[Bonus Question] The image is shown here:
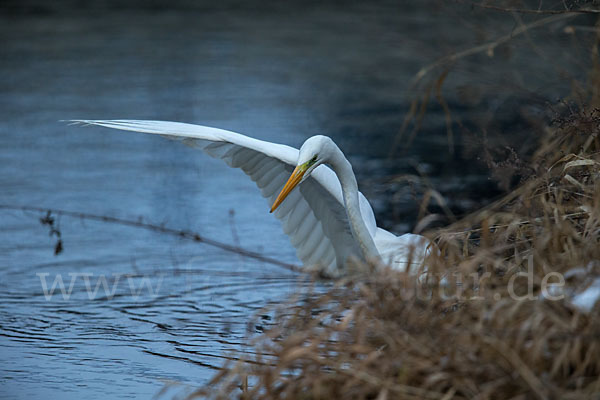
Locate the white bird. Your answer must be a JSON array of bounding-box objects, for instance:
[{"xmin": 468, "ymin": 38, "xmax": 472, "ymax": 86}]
[{"xmin": 74, "ymin": 120, "xmax": 432, "ymax": 277}]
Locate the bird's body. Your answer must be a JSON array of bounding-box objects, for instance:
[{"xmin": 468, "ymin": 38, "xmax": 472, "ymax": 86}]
[{"xmin": 76, "ymin": 120, "xmax": 431, "ymax": 277}]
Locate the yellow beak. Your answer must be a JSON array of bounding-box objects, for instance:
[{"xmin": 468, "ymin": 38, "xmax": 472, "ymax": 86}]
[{"xmin": 270, "ymin": 165, "xmax": 306, "ymax": 213}]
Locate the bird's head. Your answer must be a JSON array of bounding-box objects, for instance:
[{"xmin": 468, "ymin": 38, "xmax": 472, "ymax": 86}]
[{"xmin": 270, "ymin": 135, "xmax": 332, "ymax": 213}]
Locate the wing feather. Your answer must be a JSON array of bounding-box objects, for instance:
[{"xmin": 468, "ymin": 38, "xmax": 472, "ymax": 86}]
[
  {"xmin": 240, "ymin": 152, "xmax": 265, "ymax": 172},
  {"xmin": 290, "ymin": 215, "xmax": 317, "ymax": 248},
  {"xmin": 307, "ymin": 236, "xmax": 330, "ymax": 266},
  {"xmin": 283, "ymin": 199, "xmax": 310, "ymax": 235},
  {"xmin": 273, "ymin": 189, "xmax": 302, "ymax": 221}
]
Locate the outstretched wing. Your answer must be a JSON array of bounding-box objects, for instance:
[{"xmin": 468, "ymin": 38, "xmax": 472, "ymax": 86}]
[{"xmin": 73, "ymin": 120, "xmax": 377, "ymax": 277}]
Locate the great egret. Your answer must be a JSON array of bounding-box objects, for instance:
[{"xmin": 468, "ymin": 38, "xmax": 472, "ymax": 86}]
[{"xmin": 74, "ymin": 120, "xmax": 432, "ymax": 277}]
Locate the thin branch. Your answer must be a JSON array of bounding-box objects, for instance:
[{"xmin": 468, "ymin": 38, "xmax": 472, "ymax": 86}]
[
  {"xmin": 410, "ymin": 12, "xmax": 578, "ymax": 87},
  {"xmin": 0, "ymin": 204, "xmax": 300, "ymax": 273},
  {"xmin": 462, "ymin": 1, "xmax": 600, "ymax": 15}
]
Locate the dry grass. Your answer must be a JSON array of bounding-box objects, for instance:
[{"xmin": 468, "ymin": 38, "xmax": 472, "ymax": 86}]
[{"xmin": 188, "ymin": 106, "xmax": 600, "ymax": 399}]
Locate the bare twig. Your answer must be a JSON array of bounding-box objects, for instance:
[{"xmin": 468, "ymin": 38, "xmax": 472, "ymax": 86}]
[
  {"xmin": 0, "ymin": 204, "xmax": 300, "ymax": 272},
  {"xmin": 410, "ymin": 13, "xmax": 577, "ymax": 88},
  {"xmin": 394, "ymin": 12, "xmax": 578, "ymax": 154},
  {"xmin": 462, "ymin": 1, "xmax": 600, "ymax": 15}
]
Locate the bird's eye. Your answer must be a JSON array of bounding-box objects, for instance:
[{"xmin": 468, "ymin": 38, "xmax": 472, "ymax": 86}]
[{"xmin": 305, "ymin": 155, "xmax": 318, "ymax": 169}]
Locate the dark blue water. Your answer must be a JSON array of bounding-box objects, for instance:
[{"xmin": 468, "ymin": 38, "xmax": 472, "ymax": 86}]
[{"xmin": 0, "ymin": 1, "xmax": 587, "ymax": 398}]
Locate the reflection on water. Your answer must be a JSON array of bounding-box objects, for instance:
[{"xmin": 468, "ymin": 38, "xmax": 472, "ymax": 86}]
[{"xmin": 0, "ymin": 1, "xmax": 585, "ymax": 398}]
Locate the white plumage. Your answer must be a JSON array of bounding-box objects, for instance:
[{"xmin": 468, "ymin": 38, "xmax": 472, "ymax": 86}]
[{"xmin": 74, "ymin": 120, "xmax": 432, "ymax": 277}]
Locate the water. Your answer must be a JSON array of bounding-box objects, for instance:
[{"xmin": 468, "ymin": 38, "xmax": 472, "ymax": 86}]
[{"xmin": 0, "ymin": 1, "xmax": 588, "ymax": 398}]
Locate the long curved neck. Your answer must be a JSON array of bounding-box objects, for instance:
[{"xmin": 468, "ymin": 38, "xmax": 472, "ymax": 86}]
[{"xmin": 328, "ymin": 145, "xmax": 381, "ymax": 263}]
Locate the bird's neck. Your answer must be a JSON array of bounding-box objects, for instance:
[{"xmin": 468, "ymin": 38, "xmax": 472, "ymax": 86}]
[{"xmin": 328, "ymin": 146, "xmax": 381, "ymax": 263}]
